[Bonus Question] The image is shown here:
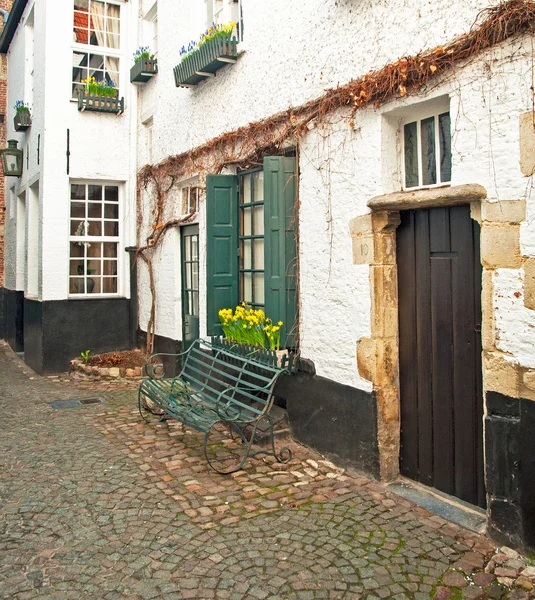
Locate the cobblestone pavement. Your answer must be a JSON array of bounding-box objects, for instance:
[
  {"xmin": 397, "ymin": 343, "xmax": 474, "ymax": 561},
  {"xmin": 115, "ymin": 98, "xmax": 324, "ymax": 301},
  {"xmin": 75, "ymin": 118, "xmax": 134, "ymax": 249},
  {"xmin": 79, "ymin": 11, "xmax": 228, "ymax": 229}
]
[{"xmin": 1, "ymin": 342, "xmax": 533, "ymax": 600}]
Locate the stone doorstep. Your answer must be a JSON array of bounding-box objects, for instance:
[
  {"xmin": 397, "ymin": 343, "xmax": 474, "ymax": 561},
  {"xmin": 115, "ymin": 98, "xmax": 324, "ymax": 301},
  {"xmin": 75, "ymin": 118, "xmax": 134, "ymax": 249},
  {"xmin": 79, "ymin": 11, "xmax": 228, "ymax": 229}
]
[{"xmin": 70, "ymin": 359, "xmax": 143, "ymax": 381}]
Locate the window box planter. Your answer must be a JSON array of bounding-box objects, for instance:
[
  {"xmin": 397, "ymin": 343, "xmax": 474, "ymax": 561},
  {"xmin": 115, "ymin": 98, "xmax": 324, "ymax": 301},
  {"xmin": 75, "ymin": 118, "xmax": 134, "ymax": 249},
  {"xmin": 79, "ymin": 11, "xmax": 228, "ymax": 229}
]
[
  {"xmin": 174, "ymin": 35, "xmax": 238, "ymax": 88},
  {"xmin": 130, "ymin": 58, "xmax": 158, "ymax": 83},
  {"xmin": 210, "ymin": 336, "xmax": 296, "ymax": 371},
  {"xmin": 14, "ymin": 111, "xmax": 31, "ymax": 131},
  {"xmin": 77, "ymin": 92, "xmax": 124, "ymax": 114}
]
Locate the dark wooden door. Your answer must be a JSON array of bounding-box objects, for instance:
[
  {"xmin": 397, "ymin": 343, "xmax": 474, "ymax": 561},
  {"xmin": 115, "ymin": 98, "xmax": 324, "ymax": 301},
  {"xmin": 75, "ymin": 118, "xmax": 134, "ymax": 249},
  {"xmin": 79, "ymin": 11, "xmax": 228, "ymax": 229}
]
[{"xmin": 397, "ymin": 205, "xmax": 485, "ymax": 508}]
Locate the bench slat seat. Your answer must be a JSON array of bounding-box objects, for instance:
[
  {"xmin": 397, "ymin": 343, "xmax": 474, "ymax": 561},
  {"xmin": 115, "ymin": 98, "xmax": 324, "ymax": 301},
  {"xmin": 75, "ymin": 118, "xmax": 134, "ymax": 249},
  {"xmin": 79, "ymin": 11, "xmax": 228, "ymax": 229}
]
[{"xmin": 138, "ymin": 338, "xmax": 293, "ymax": 473}]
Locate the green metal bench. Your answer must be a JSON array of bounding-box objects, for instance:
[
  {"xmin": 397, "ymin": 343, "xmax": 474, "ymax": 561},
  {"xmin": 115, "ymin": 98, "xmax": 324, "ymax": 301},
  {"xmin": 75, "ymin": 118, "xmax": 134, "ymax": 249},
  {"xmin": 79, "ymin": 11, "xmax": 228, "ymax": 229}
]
[{"xmin": 138, "ymin": 338, "xmax": 295, "ymax": 474}]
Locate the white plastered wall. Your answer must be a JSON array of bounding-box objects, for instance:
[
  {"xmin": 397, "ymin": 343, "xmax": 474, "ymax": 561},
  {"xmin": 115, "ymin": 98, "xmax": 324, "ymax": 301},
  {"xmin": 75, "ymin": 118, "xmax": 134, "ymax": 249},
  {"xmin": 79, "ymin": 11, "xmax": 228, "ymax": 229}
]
[{"xmin": 134, "ymin": 1, "xmax": 535, "ymax": 388}]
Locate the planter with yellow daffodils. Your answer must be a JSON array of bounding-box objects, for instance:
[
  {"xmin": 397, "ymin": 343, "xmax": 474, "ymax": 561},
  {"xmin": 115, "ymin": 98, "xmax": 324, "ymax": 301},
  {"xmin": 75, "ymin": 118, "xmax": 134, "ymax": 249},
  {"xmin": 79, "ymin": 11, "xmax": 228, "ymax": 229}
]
[{"xmin": 215, "ymin": 304, "xmax": 291, "ymax": 369}]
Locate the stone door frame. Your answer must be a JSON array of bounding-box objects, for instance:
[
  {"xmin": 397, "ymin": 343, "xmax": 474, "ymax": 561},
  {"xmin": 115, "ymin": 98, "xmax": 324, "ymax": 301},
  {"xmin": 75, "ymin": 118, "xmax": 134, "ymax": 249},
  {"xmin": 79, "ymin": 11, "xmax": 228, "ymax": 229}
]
[{"xmin": 350, "ymin": 183, "xmax": 514, "ymax": 480}]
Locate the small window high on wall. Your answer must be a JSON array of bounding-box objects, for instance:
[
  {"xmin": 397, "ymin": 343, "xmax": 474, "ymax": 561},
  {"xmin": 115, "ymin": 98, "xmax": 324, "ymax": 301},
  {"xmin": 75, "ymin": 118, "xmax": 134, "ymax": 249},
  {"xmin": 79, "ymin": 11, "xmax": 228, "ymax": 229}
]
[{"xmin": 403, "ymin": 111, "xmax": 451, "ymax": 190}]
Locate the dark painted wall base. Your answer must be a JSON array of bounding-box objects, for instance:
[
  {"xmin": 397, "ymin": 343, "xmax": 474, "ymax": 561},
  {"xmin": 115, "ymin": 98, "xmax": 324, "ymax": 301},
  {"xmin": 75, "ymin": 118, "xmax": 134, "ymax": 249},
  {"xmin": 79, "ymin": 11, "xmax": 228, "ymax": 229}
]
[
  {"xmin": 137, "ymin": 330, "xmax": 183, "ymax": 377},
  {"xmin": 485, "ymin": 391, "xmax": 535, "ymax": 552},
  {"xmin": 24, "ymin": 297, "xmax": 132, "ymax": 374},
  {"xmin": 2, "ymin": 288, "xmax": 24, "ymax": 352},
  {"xmin": 279, "ymin": 360, "xmax": 380, "ymax": 479}
]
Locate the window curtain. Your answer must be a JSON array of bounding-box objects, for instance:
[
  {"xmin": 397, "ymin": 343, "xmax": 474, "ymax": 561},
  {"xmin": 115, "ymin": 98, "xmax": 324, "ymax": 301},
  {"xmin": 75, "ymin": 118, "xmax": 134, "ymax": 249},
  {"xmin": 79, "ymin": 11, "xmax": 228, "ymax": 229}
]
[{"xmin": 90, "ymin": 1, "xmax": 120, "ymax": 84}]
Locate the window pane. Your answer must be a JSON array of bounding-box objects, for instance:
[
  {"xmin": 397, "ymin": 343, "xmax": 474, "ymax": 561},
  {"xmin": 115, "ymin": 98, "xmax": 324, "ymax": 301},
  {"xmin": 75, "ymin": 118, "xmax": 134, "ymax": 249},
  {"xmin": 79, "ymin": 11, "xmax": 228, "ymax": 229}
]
[
  {"xmin": 252, "ymin": 171, "xmax": 264, "ymax": 202},
  {"xmin": 421, "ymin": 116, "xmax": 437, "ymax": 186},
  {"xmin": 242, "ymin": 239, "xmax": 252, "ymax": 269},
  {"xmin": 192, "ymin": 292, "xmax": 199, "ymax": 316},
  {"xmin": 71, "ymin": 220, "xmax": 84, "ymax": 235},
  {"xmin": 104, "ymin": 203, "xmax": 118, "ymax": 219},
  {"xmin": 253, "ymin": 239, "xmax": 264, "ymax": 270},
  {"xmin": 88, "ymin": 202, "xmax": 101, "ymax": 218},
  {"xmin": 253, "ymin": 205, "xmax": 264, "ymax": 235},
  {"xmin": 70, "ymin": 259, "xmax": 85, "ymax": 276},
  {"xmin": 186, "ymin": 264, "xmax": 192, "ymax": 289},
  {"xmin": 103, "ymin": 242, "xmax": 117, "ymax": 258},
  {"xmin": 253, "ymin": 273, "xmax": 264, "ymax": 305},
  {"xmin": 103, "ymin": 278, "xmax": 117, "ymax": 294},
  {"xmin": 103, "ymin": 260, "xmax": 117, "ymax": 275},
  {"xmin": 71, "ymin": 184, "xmax": 86, "ymax": 200},
  {"xmin": 87, "ymin": 242, "xmax": 102, "ymax": 257},
  {"xmin": 71, "ymin": 202, "xmax": 85, "ymax": 218},
  {"xmin": 404, "ymin": 121, "xmax": 418, "ymax": 188},
  {"xmin": 242, "ymin": 207, "xmax": 252, "ymax": 236},
  {"xmin": 87, "ymin": 259, "xmax": 101, "ymax": 275},
  {"xmin": 191, "ymin": 236, "xmax": 198, "ymax": 261},
  {"xmin": 192, "ymin": 261, "xmax": 199, "ymax": 290},
  {"xmin": 105, "ymin": 186, "xmax": 118, "ymax": 201},
  {"xmin": 87, "ymin": 220, "xmax": 102, "ymax": 236},
  {"xmin": 439, "ymin": 112, "xmax": 452, "ymax": 183},
  {"xmin": 88, "ymin": 185, "xmax": 102, "ymax": 200},
  {"xmin": 243, "ymin": 273, "xmax": 252, "ymax": 303},
  {"xmin": 104, "ymin": 221, "xmax": 119, "ymax": 236},
  {"xmin": 241, "ymin": 174, "xmax": 252, "ymax": 205},
  {"xmin": 70, "ymin": 242, "xmax": 85, "ymax": 258}
]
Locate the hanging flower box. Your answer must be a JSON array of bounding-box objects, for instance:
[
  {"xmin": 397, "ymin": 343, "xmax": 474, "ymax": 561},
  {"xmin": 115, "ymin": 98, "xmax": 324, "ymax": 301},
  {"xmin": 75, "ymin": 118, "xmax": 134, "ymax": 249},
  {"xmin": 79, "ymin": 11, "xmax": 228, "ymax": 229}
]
[
  {"xmin": 77, "ymin": 92, "xmax": 124, "ymax": 114},
  {"xmin": 14, "ymin": 110, "xmax": 31, "ymax": 131},
  {"xmin": 130, "ymin": 57, "xmax": 158, "ymax": 83},
  {"xmin": 174, "ymin": 34, "xmax": 238, "ymax": 88}
]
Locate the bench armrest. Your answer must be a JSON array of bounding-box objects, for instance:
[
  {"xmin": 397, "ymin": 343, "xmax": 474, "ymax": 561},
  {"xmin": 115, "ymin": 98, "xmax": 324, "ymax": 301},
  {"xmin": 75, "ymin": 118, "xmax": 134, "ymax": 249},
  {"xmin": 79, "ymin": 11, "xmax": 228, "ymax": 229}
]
[
  {"xmin": 144, "ymin": 350, "xmax": 190, "ymax": 379},
  {"xmin": 215, "ymin": 384, "xmax": 272, "ymax": 423}
]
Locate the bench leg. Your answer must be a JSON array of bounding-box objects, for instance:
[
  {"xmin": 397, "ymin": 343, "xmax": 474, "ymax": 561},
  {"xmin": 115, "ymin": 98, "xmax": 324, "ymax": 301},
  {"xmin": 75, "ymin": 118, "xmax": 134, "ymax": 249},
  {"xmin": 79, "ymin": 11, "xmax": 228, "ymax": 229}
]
[
  {"xmin": 204, "ymin": 420, "xmax": 250, "ymax": 474},
  {"xmin": 204, "ymin": 416, "xmax": 292, "ymax": 474},
  {"xmin": 248, "ymin": 415, "xmax": 292, "ymax": 465},
  {"xmin": 138, "ymin": 387, "xmax": 167, "ymax": 423}
]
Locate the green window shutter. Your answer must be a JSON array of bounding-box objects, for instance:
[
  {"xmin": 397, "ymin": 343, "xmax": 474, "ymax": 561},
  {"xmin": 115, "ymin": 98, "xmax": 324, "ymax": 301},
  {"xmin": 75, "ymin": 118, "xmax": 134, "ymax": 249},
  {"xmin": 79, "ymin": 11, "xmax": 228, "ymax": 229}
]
[
  {"xmin": 264, "ymin": 156, "xmax": 298, "ymax": 348},
  {"xmin": 206, "ymin": 174, "xmax": 239, "ymax": 336}
]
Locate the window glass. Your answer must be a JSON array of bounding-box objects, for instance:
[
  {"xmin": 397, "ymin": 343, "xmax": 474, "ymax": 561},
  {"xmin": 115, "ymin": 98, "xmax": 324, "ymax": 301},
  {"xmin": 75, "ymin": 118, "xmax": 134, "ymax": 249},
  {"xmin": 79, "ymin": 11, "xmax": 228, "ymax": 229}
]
[
  {"xmin": 421, "ymin": 117, "xmax": 437, "ymax": 186},
  {"xmin": 404, "ymin": 122, "xmax": 418, "ymax": 189},
  {"xmin": 439, "ymin": 112, "xmax": 452, "ymax": 183},
  {"xmin": 403, "ymin": 110, "xmax": 451, "ymax": 189},
  {"xmin": 69, "ymin": 183, "xmax": 119, "ymax": 296}
]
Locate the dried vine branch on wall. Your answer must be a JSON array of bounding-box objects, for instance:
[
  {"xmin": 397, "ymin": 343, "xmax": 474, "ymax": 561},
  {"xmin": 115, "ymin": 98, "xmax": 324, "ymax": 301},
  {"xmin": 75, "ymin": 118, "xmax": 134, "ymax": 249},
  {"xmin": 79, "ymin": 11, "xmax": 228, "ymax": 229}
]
[{"xmin": 136, "ymin": 0, "xmax": 535, "ymax": 354}]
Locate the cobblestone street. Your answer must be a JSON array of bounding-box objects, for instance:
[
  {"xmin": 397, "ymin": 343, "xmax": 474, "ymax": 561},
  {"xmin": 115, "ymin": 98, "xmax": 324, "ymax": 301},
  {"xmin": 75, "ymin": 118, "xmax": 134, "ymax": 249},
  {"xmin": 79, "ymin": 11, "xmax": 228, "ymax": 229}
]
[{"xmin": 0, "ymin": 342, "xmax": 533, "ymax": 600}]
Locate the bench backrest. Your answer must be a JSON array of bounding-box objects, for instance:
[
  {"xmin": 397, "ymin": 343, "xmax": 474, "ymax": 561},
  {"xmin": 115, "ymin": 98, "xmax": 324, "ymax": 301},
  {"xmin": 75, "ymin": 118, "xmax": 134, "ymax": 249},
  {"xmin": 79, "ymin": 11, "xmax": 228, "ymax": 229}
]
[{"xmin": 177, "ymin": 339, "xmax": 284, "ymax": 421}]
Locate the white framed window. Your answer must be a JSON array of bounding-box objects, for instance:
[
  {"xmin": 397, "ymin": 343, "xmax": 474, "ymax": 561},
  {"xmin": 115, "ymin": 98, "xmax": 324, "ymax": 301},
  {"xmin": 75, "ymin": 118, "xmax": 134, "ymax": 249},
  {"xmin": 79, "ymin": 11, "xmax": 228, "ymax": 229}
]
[
  {"xmin": 143, "ymin": 2, "xmax": 158, "ymax": 56},
  {"xmin": 402, "ymin": 110, "xmax": 451, "ymax": 190},
  {"xmin": 72, "ymin": 0, "xmax": 121, "ymax": 99},
  {"xmin": 69, "ymin": 182, "xmax": 120, "ymax": 296},
  {"xmin": 181, "ymin": 184, "xmax": 200, "ymax": 215}
]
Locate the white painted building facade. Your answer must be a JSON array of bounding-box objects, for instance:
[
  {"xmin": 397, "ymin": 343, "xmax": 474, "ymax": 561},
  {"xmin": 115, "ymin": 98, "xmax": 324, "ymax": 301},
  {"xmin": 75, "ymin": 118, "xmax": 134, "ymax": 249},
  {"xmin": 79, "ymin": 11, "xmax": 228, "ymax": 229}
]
[{"xmin": 2, "ymin": 0, "xmax": 535, "ymax": 550}]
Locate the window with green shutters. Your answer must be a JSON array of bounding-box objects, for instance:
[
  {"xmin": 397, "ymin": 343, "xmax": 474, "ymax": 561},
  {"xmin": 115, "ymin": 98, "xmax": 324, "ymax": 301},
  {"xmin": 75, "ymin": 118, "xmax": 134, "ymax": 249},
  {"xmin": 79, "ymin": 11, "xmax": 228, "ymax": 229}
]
[{"xmin": 206, "ymin": 155, "xmax": 298, "ymax": 348}]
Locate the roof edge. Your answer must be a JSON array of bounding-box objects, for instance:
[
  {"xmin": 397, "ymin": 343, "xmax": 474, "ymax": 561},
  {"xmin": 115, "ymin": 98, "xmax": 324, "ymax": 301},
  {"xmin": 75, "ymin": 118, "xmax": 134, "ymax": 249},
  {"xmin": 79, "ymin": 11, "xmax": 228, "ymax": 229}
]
[{"xmin": 0, "ymin": 0, "xmax": 30, "ymax": 54}]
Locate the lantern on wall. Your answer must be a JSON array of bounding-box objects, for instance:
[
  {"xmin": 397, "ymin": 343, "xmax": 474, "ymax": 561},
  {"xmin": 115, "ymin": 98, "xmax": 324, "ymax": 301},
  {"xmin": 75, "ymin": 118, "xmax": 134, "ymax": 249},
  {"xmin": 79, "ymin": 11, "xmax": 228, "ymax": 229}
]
[{"xmin": 1, "ymin": 140, "xmax": 23, "ymax": 177}]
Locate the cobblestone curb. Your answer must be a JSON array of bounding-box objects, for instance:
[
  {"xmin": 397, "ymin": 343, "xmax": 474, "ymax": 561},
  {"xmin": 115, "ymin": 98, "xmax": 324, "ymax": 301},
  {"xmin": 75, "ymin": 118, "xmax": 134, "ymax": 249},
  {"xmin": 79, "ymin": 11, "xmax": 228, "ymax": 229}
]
[{"xmin": 70, "ymin": 358, "xmax": 143, "ymax": 381}]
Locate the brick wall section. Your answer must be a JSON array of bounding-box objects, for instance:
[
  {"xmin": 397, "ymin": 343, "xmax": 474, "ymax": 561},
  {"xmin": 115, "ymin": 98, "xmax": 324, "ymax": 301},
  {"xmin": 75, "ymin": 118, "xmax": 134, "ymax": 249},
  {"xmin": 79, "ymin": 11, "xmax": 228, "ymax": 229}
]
[{"xmin": 0, "ymin": 0, "xmax": 13, "ymax": 288}]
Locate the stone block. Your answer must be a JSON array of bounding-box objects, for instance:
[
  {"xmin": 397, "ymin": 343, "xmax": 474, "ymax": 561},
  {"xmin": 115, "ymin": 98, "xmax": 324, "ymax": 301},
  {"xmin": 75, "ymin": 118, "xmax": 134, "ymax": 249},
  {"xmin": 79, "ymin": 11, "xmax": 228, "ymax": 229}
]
[
  {"xmin": 519, "ymin": 111, "xmax": 535, "ymax": 176},
  {"xmin": 373, "ymin": 231, "xmax": 396, "ymax": 265},
  {"xmin": 349, "ymin": 213, "xmax": 372, "ymax": 236},
  {"xmin": 109, "ymin": 367, "xmax": 120, "ymax": 378},
  {"xmin": 481, "ymin": 269, "xmax": 495, "ymax": 352},
  {"xmin": 356, "ymin": 337, "xmax": 375, "ymax": 383},
  {"xmin": 483, "ymin": 352, "xmax": 521, "ymax": 397},
  {"xmin": 481, "ymin": 223, "xmax": 521, "ymax": 269},
  {"xmin": 524, "ymin": 258, "xmax": 535, "ymax": 311},
  {"xmin": 352, "ymin": 232, "xmax": 374, "ymax": 265},
  {"xmin": 370, "ymin": 265, "xmax": 398, "ymax": 338},
  {"xmin": 481, "ymin": 200, "xmax": 526, "ymax": 224}
]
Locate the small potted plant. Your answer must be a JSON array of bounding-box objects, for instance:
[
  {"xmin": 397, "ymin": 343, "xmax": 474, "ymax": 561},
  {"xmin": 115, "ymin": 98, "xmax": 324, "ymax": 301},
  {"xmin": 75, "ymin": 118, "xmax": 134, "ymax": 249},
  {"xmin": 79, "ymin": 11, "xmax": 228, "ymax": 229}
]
[
  {"xmin": 78, "ymin": 77, "xmax": 124, "ymax": 114},
  {"xmin": 13, "ymin": 101, "xmax": 31, "ymax": 131},
  {"xmin": 130, "ymin": 46, "xmax": 158, "ymax": 83}
]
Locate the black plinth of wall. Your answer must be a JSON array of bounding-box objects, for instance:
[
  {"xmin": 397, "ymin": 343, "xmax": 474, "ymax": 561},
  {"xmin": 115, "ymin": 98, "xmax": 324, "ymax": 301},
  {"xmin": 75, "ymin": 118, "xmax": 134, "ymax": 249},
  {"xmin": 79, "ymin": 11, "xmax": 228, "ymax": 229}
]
[
  {"xmin": 278, "ymin": 361, "xmax": 380, "ymax": 479},
  {"xmin": 24, "ymin": 297, "xmax": 131, "ymax": 374},
  {"xmin": 2, "ymin": 288, "xmax": 24, "ymax": 352},
  {"xmin": 485, "ymin": 391, "xmax": 535, "ymax": 552}
]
